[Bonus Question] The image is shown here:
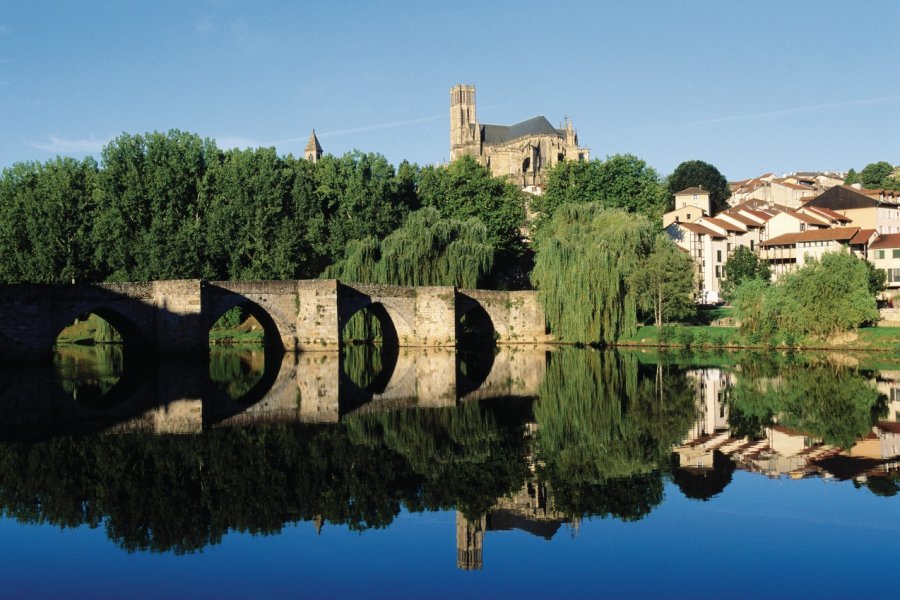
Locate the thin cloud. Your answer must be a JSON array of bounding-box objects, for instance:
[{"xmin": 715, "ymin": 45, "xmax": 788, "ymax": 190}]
[
  {"xmin": 30, "ymin": 134, "xmax": 109, "ymax": 154},
  {"xmin": 273, "ymin": 113, "xmax": 446, "ymax": 146},
  {"xmin": 689, "ymin": 95, "xmax": 900, "ymax": 126}
]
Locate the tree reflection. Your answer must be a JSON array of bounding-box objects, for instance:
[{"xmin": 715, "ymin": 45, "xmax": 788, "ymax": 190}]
[
  {"xmin": 344, "ymin": 400, "xmax": 531, "ymax": 518},
  {"xmin": 727, "ymin": 359, "xmax": 887, "ymax": 449},
  {"xmin": 533, "ymin": 349, "xmax": 697, "ymax": 519}
]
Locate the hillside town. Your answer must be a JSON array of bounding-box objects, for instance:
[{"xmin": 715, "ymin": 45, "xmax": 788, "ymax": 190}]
[{"xmin": 663, "ymin": 177, "xmax": 900, "ymax": 304}]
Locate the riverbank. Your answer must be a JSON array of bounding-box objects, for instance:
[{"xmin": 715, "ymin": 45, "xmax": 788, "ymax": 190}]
[{"xmin": 616, "ymin": 324, "xmax": 900, "ymax": 352}]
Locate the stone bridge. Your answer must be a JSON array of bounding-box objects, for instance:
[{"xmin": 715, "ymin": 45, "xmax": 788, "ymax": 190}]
[
  {"xmin": 0, "ymin": 347, "xmax": 550, "ymax": 438},
  {"xmin": 0, "ymin": 279, "xmax": 549, "ymax": 361}
]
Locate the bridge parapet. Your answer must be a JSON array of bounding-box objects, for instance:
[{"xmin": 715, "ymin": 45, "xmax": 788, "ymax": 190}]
[{"xmin": 0, "ymin": 279, "xmax": 549, "ymax": 360}]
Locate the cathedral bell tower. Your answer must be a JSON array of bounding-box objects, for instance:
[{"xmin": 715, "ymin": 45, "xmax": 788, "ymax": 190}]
[
  {"xmin": 449, "ymin": 84, "xmax": 479, "ymax": 160},
  {"xmin": 305, "ymin": 130, "xmax": 323, "ymax": 163}
]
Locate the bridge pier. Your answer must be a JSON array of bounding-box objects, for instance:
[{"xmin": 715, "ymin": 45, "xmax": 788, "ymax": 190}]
[{"xmin": 0, "ymin": 279, "xmax": 549, "ymax": 361}]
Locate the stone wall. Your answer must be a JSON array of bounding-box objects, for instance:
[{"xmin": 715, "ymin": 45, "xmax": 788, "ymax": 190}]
[{"xmin": 0, "ymin": 279, "xmax": 551, "ymax": 360}]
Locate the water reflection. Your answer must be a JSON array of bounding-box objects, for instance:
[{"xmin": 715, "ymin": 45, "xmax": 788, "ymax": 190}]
[
  {"xmin": 0, "ymin": 346, "xmax": 896, "ymax": 568},
  {"xmin": 673, "ymin": 357, "xmax": 899, "ymax": 491}
]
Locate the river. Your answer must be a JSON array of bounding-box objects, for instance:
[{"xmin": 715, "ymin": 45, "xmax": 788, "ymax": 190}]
[{"xmin": 0, "ymin": 344, "xmax": 897, "ymax": 598}]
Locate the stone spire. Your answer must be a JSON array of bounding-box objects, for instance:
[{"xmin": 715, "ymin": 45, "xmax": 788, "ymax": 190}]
[{"xmin": 305, "ymin": 129, "xmax": 323, "ymax": 163}]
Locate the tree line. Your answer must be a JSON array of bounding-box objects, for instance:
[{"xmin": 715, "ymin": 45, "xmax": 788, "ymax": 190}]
[
  {"xmin": 0, "ymin": 130, "xmax": 527, "ymax": 286},
  {"xmin": 2, "ymin": 129, "xmax": 733, "ymax": 344}
]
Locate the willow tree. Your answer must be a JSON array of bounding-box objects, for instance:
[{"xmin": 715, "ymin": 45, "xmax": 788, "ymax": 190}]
[
  {"xmin": 531, "ymin": 203, "xmax": 655, "ymax": 344},
  {"xmin": 325, "ymin": 207, "xmax": 495, "ymax": 342},
  {"xmin": 325, "ymin": 207, "xmax": 494, "ymax": 288},
  {"xmin": 533, "ymin": 349, "xmax": 696, "ymax": 519}
]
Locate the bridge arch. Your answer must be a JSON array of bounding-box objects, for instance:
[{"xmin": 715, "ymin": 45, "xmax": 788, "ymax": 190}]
[
  {"xmin": 50, "ymin": 304, "xmax": 152, "ymax": 354},
  {"xmin": 339, "ymin": 302, "xmax": 400, "ymax": 396},
  {"xmin": 204, "ymin": 282, "xmax": 298, "ymax": 353},
  {"xmin": 207, "ymin": 299, "xmax": 287, "ymax": 353}
]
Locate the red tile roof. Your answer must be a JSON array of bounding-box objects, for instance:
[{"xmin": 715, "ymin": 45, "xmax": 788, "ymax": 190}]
[
  {"xmin": 679, "ymin": 222, "xmax": 726, "ymax": 238},
  {"xmin": 702, "ymin": 217, "xmax": 744, "ymax": 232},
  {"xmin": 719, "ymin": 212, "xmax": 761, "ymax": 227},
  {"xmin": 868, "ymin": 233, "xmax": 900, "ymax": 250},
  {"xmin": 759, "ymin": 227, "xmax": 860, "ymax": 247},
  {"xmin": 803, "ymin": 205, "xmax": 850, "ymax": 222},
  {"xmin": 850, "ymin": 229, "xmax": 876, "ymax": 245},
  {"xmin": 787, "ymin": 210, "xmax": 830, "ymax": 227},
  {"xmin": 675, "ymin": 186, "xmax": 710, "ymax": 196},
  {"xmin": 742, "ymin": 208, "xmax": 773, "ymax": 221}
]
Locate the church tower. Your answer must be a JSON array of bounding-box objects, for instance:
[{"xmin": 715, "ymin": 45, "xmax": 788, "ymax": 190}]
[
  {"xmin": 305, "ymin": 130, "xmax": 323, "ymax": 163},
  {"xmin": 449, "ymin": 84, "xmax": 479, "ymax": 160}
]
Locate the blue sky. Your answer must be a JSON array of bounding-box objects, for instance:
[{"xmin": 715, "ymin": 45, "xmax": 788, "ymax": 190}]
[{"xmin": 1, "ymin": 0, "xmax": 898, "ymax": 180}]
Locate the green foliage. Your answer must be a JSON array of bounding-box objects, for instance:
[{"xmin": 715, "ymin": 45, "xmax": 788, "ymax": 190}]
[
  {"xmin": 208, "ymin": 347, "xmax": 265, "ymax": 399},
  {"xmin": 860, "ymin": 161, "xmax": 895, "ymax": 189},
  {"xmin": 325, "ymin": 207, "xmax": 495, "ymax": 288},
  {"xmin": 0, "ymin": 131, "xmax": 422, "ymax": 284},
  {"xmin": 416, "ymin": 155, "xmax": 525, "ymax": 255},
  {"xmin": 865, "ymin": 260, "xmax": 887, "ymax": 296},
  {"xmin": 0, "ymin": 157, "xmax": 99, "ymax": 283},
  {"xmin": 720, "ymin": 245, "xmax": 771, "ymax": 299},
  {"xmin": 727, "ymin": 360, "xmax": 885, "ymax": 449},
  {"xmin": 345, "ymin": 401, "xmax": 530, "ymax": 518},
  {"xmin": 212, "ymin": 306, "xmax": 245, "ymax": 330},
  {"xmin": 533, "ymin": 349, "xmax": 696, "ymax": 518},
  {"xmin": 531, "ymin": 204, "xmax": 655, "ymax": 344},
  {"xmin": 666, "ymin": 160, "xmax": 731, "ymax": 213},
  {"xmin": 733, "ymin": 252, "xmax": 878, "ymax": 341},
  {"xmin": 629, "ymin": 236, "xmax": 696, "ymax": 327},
  {"xmin": 537, "ymin": 154, "xmax": 669, "ymax": 224},
  {"xmin": 844, "ymin": 168, "xmax": 860, "ymax": 185}
]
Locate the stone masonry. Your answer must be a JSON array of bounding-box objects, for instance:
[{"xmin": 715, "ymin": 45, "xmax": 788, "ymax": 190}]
[{"xmin": 0, "ymin": 279, "xmax": 550, "ymax": 361}]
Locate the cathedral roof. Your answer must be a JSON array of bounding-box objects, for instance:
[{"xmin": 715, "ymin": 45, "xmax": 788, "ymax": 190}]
[{"xmin": 481, "ymin": 115, "xmax": 564, "ymax": 144}]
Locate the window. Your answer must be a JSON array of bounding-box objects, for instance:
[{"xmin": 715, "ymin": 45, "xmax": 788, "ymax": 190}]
[
  {"xmin": 800, "ymin": 223, "xmax": 806, "ymax": 231},
  {"xmin": 889, "ymin": 268, "xmax": 900, "ymax": 283},
  {"xmin": 893, "ymin": 249, "xmax": 900, "ymax": 259},
  {"xmin": 715, "ymin": 265, "xmax": 721, "ymax": 278},
  {"xmin": 750, "ymin": 240, "xmax": 755, "ymax": 250},
  {"xmin": 717, "ymin": 250, "xmax": 722, "ymax": 263},
  {"xmin": 877, "ymin": 250, "xmax": 885, "ymax": 259},
  {"xmin": 686, "ymin": 213, "xmax": 692, "ymax": 220}
]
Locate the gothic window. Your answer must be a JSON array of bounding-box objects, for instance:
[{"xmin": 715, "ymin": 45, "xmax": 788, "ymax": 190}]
[
  {"xmin": 522, "ymin": 157, "xmax": 531, "ymax": 172},
  {"xmin": 557, "ymin": 153, "xmax": 564, "ymax": 162}
]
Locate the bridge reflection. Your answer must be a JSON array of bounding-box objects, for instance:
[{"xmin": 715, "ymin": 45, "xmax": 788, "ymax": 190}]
[{"xmin": 0, "ymin": 346, "xmax": 549, "ymax": 439}]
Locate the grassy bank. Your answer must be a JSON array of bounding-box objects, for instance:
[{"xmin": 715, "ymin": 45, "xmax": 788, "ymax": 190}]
[{"xmin": 616, "ymin": 323, "xmax": 900, "ymax": 352}]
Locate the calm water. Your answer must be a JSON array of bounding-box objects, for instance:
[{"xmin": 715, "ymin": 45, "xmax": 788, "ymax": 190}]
[{"xmin": 0, "ymin": 344, "xmax": 897, "ymax": 599}]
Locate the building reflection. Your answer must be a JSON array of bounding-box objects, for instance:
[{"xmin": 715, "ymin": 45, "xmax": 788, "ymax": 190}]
[
  {"xmin": 455, "ymin": 423, "xmax": 579, "ymax": 571},
  {"xmin": 674, "ymin": 366, "xmax": 900, "ymax": 489}
]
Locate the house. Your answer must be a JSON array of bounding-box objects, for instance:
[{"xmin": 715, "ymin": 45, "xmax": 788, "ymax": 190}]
[
  {"xmin": 665, "ymin": 221, "xmax": 728, "ymax": 303},
  {"xmin": 757, "ymin": 227, "xmax": 861, "ymax": 278},
  {"xmin": 662, "ymin": 187, "xmax": 712, "ymax": 228},
  {"xmin": 867, "ymin": 233, "xmax": 900, "ymax": 288},
  {"xmin": 803, "ymin": 185, "xmax": 900, "ymax": 234}
]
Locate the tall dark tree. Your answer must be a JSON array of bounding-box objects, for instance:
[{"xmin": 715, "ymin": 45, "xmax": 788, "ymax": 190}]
[
  {"xmin": 666, "ymin": 160, "xmax": 731, "ymax": 213},
  {"xmin": 0, "ymin": 158, "xmax": 98, "ymax": 283}
]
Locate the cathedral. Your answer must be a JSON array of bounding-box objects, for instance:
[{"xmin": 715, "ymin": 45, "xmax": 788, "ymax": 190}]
[{"xmin": 449, "ymin": 84, "xmax": 590, "ymax": 188}]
